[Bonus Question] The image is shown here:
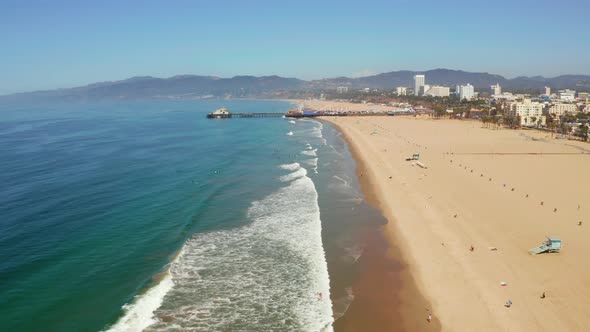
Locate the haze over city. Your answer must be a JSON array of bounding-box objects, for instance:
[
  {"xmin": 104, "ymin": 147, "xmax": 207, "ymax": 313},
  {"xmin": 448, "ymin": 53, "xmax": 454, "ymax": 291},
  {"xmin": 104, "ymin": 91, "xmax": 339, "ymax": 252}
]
[{"xmin": 1, "ymin": 0, "xmax": 590, "ymax": 94}]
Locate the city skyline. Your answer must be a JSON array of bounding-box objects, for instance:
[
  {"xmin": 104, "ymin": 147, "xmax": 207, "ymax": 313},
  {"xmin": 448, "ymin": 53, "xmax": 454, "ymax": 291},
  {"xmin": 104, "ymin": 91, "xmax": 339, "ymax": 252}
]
[{"xmin": 1, "ymin": 0, "xmax": 589, "ymax": 94}]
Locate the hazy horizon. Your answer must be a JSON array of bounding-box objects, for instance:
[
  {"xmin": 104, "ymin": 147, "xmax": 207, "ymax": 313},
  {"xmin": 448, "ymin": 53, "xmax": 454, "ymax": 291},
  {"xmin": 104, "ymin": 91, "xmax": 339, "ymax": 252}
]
[
  {"xmin": 4, "ymin": 67, "xmax": 590, "ymax": 97},
  {"xmin": 1, "ymin": 0, "xmax": 589, "ymax": 94}
]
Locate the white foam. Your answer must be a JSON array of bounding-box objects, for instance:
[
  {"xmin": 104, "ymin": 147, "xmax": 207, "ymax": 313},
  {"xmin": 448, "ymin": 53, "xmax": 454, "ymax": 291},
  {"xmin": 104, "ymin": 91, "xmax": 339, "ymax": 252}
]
[
  {"xmin": 286, "ymin": 131, "xmax": 293, "ymax": 136},
  {"xmin": 312, "ymin": 123, "xmax": 323, "ymax": 138},
  {"xmin": 302, "ymin": 158, "xmax": 318, "ymax": 174},
  {"xmin": 280, "ymin": 162, "xmax": 301, "ymax": 171},
  {"xmin": 332, "ymin": 175, "xmax": 350, "ymax": 188},
  {"xmin": 301, "ymin": 149, "xmax": 317, "ymax": 157},
  {"xmin": 289, "ymin": 120, "xmax": 296, "ymax": 124},
  {"xmin": 145, "ymin": 172, "xmax": 334, "ymax": 331},
  {"xmin": 303, "ymin": 158, "xmax": 318, "ymax": 168},
  {"xmin": 104, "ymin": 250, "xmax": 183, "ymax": 332},
  {"xmin": 280, "ymin": 166, "xmax": 308, "ymax": 182}
]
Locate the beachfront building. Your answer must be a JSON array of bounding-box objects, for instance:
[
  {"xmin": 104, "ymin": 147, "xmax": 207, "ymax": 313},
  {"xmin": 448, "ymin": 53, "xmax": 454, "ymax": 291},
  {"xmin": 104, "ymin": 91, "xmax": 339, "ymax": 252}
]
[
  {"xmin": 545, "ymin": 86, "xmax": 551, "ymax": 96},
  {"xmin": 458, "ymin": 84, "xmax": 475, "ymax": 100},
  {"xmin": 414, "ymin": 74, "xmax": 425, "ymax": 96},
  {"xmin": 549, "ymin": 103, "xmax": 579, "ymax": 116},
  {"xmin": 509, "ymin": 99, "xmax": 546, "ymax": 127},
  {"xmin": 492, "ymin": 92, "xmax": 516, "ymax": 101},
  {"xmin": 559, "ymin": 89, "xmax": 576, "ymax": 102},
  {"xmin": 336, "ymin": 86, "xmax": 349, "ymax": 94},
  {"xmin": 424, "ymin": 86, "xmax": 450, "ymax": 97},
  {"xmin": 491, "ymin": 83, "xmax": 502, "ymax": 95},
  {"xmin": 396, "ymin": 86, "xmax": 408, "ymax": 96}
]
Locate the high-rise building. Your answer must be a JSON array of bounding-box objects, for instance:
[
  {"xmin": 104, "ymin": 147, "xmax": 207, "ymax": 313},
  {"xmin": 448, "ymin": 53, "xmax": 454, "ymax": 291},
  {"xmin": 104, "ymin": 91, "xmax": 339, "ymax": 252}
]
[
  {"xmin": 459, "ymin": 84, "xmax": 475, "ymax": 100},
  {"xmin": 424, "ymin": 86, "xmax": 450, "ymax": 97},
  {"xmin": 336, "ymin": 86, "xmax": 349, "ymax": 94},
  {"xmin": 396, "ymin": 87, "xmax": 408, "ymax": 96},
  {"xmin": 491, "ymin": 83, "xmax": 502, "ymax": 95},
  {"xmin": 414, "ymin": 74, "xmax": 425, "ymax": 96},
  {"xmin": 545, "ymin": 86, "xmax": 551, "ymax": 96}
]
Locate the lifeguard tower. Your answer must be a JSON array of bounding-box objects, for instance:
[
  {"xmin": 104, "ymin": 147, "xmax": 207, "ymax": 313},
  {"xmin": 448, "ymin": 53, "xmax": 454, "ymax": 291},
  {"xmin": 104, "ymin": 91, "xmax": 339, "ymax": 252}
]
[{"xmin": 529, "ymin": 236, "xmax": 562, "ymax": 255}]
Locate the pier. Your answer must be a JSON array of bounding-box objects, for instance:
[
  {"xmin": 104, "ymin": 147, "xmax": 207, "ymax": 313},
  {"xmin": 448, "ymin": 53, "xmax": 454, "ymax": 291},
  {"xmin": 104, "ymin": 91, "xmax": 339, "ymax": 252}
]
[
  {"xmin": 206, "ymin": 112, "xmax": 286, "ymax": 119},
  {"xmin": 206, "ymin": 108, "xmax": 418, "ymax": 119}
]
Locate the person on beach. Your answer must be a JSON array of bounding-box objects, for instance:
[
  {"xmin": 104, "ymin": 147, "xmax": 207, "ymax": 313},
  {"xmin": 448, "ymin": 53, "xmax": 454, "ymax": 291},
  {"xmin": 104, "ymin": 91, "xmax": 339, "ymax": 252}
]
[
  {"xmin": 427, "ymin": 311, "xmax": 432, "ymax": 322},
  {"xmin": 505, "ymin": 299, "xmax": 512, "ymax": 308},
  {"xmin": 316, "ymin": 292, "xmax": 323, "ymax": 301}
]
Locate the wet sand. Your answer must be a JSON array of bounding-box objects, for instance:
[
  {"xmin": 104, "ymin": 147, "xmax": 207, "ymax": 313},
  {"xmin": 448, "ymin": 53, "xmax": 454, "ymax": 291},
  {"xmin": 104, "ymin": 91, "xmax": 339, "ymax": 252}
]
[{"xmin": 328, "ymin": 120, "xmax": 440, "ymax": 332}]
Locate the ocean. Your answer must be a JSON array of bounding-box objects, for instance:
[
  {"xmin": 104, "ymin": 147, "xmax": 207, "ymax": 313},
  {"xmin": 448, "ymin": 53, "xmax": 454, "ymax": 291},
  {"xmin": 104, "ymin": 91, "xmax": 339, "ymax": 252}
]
[{"xmin": 0, "ymin": 99, "xmax": 385, "ymax": 331}]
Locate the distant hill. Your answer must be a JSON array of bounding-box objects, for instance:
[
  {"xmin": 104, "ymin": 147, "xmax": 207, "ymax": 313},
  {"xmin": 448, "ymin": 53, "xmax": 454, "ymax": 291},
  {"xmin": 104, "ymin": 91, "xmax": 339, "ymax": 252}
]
[
  {"xmin": 0, "ymin": 75, "xmax": 306, "ymax": 102},
  {"xmin": 313, "ymin": 69, "xmax": 590, "ymax": 91},
  {"xmin": 2, "ymin": 69, "xmax": 589, "ymax": 102}
]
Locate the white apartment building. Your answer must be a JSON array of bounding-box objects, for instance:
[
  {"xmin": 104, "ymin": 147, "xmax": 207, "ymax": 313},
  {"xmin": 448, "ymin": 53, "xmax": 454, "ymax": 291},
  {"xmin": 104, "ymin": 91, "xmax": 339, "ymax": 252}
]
[
  {"xmin": 509, "ymin": 99, "xmax": 546, "ymax": 126},
  {"xmin": 549, "ymin": 103, "xmax": 579, "ymax": 116},
  {"xmin": 414, "ymin": 74, "xmax": 425, "ymax": 96},
  {"xmin": 491, "ymin": 83, "xmax": 502, "ymax": 95},
  {"xmin": 424, "ymin": 86, "xmax": 450, "ymax": 97},
  {"xmin": 459, "ymin": 84, "xmax": 475, "ymax": 100},
  {"xmin": 396, "ymin": 86, "xmax": 408, "ymax": 96},
  {"xmin": 336, "ymin": 86, "xmax": 349, "ymax": 94},
  {"xmin": 545, "ymin": 86, "xmax": 551, "ymax": 96},
  {"xmin": 492, "ymin": 92, "xmax": 516, "ymax": 101},
  {"xmin": 559, "ymin": 89, "xmax": 576, "ymax": 102}
]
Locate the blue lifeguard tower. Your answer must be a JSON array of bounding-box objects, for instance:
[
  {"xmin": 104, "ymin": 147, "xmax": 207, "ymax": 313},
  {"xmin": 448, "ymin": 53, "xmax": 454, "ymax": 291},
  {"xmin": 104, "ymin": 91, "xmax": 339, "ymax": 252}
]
[{"xmin": 529, "ymin": 236, "xmax": 562, "ymax": 255}]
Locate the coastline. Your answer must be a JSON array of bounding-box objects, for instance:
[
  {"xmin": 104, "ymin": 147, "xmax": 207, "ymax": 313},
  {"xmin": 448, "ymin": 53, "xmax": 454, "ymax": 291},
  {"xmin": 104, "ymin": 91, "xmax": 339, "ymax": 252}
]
[{"xmin": 324, "ymin": 119, "xmax": 440, "ymax": 332}]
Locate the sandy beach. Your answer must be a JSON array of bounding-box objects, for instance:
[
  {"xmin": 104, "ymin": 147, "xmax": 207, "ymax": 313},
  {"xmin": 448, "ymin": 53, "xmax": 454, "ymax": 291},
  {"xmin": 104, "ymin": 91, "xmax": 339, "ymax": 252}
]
[{"xmin": 318, "ymin": 104, "xmax": 590, "ymax": 331}]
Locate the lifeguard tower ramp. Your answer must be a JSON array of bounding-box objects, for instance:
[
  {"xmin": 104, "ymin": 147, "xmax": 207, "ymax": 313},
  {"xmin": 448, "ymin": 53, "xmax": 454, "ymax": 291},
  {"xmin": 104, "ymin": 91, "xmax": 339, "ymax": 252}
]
[{"xmin": 529, "ymin": 237, "xmax": 562, "ymax": 255}]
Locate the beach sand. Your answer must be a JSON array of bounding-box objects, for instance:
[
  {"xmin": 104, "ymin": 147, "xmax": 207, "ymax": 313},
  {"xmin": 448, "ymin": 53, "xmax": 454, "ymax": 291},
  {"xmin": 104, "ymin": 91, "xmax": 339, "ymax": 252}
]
[{"xmin": 321, "ymin": 112, "xmax": 590, "ymax": 331}]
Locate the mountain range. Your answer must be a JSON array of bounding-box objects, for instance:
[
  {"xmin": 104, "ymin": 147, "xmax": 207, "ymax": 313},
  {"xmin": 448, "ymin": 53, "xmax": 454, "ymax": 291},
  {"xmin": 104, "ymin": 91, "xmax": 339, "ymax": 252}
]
[{"xmin": 2, "ymin": 69, "xmax": 590, "ymax": 102}]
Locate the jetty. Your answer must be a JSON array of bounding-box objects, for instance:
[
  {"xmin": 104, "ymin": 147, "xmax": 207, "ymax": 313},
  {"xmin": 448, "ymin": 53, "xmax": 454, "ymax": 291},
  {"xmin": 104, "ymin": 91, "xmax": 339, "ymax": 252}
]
[
  {"xmin": 206, "ymin": 112, "xmax": 285, "ymax": 119},
  {"xmin": 206, "ymin": 107, "xmax": 321, "ymax": 119},
  {"xmin": 206, "ymin": 107, "xmax": 420, "ymax": 119}
]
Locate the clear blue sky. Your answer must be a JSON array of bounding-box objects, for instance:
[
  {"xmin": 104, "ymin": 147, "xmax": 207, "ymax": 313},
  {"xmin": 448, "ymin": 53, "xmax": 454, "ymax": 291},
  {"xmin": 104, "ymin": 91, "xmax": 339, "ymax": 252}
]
[{"xmin": 1, "ymin": 0, "xmax": 589, "ymax": 94}]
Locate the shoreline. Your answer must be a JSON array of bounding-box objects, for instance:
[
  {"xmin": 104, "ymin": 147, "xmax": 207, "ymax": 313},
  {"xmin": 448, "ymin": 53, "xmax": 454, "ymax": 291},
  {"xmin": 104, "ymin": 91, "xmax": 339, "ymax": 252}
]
[{"xmin": 324, "ymin": 119, "xmax": 440, "ymax": 332}]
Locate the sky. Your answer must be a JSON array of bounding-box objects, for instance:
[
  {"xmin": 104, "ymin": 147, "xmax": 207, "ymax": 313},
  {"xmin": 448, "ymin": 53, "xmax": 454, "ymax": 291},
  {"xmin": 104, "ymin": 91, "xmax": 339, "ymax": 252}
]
[{"xmin": 1, "ymin": 0, "xmax": 589, "ymax": 94}]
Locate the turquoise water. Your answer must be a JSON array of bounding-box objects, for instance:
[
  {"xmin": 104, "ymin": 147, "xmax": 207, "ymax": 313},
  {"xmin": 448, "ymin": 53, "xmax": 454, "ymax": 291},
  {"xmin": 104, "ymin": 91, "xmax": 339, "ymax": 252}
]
[{"xmin": 0, "ymin": 99, "xmax": 383, "ymax": 331}]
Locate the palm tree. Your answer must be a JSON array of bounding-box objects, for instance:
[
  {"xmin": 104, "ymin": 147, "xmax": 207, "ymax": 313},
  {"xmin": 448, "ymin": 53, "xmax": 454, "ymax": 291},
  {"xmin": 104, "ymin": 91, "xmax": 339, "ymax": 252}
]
[
  {"xmin": 580, "ymin": 124, "xmax": 589, "ymax": 142},
  {"xmin": 481, "ymin": 116, "xmax": 489, "ymax": 128},
  {"xmin": 548, "ymin": 122, "xmax": 557, "ymax": 138}
]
